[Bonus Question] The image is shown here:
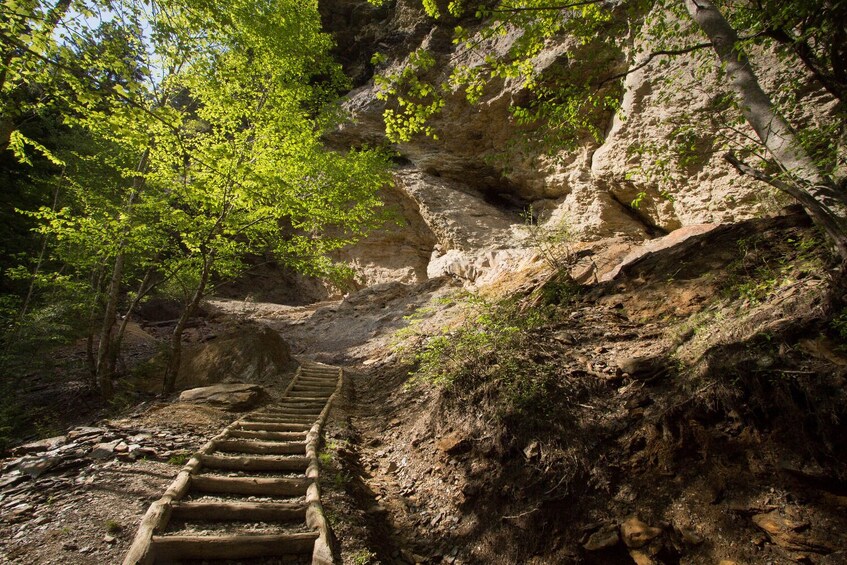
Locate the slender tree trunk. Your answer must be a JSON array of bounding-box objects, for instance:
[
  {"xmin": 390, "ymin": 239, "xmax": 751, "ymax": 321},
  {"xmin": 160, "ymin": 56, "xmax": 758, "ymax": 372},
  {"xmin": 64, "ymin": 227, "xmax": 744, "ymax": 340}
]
[
  {"xmin": 112, "ymin": 265, "xmax": 156, "ymax": 359},
  {"xmin": 19, "ymin": 180, "xmax": 62, "ymax": 321},
  {"xmin": 162, "ymin": 253, "xmax": 214, "ymax": 395},
  {"xmin": 86, "ymin": 267, "xmax": 105, "ymax": 384},
  {"xmin": 95, "ymin": 253, "xmax": 124, "ymax": 398},
  {"xmin": 0, "ymin": 117, "xmax": 14, "ymax": 154},
  {"xmin": 683, "ymin": 0, "xmax": 847, "ymax": 259},
  {"xmin": 93, "ymin": 148, "xmax": 150, "ymax": 397}
]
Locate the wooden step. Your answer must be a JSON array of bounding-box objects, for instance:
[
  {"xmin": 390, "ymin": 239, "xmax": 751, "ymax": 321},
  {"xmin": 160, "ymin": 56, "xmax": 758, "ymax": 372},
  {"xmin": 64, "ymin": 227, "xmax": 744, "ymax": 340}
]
[
  {"xmin": 200, "ymin": 454, "xmax": 310, "ymax": 472},
  {"xmin": 273, "ymin": 400, "xmax": 327, "ymax": 407},
  {"xmin": 297, "ymin": 377, "xmax": 338, "ymax": 384},
  {"xmin": 215, "ymin": 440, "xmax": 306, "ymax": 455},
  {"xmin": 279, "ymin": 395, "xmax": 330, "ymax": 402},
  {"xmin": 288, "ymin": 389, "xmax": 333, "ymax": 397},
  {"xmin": 190, "ymin": 475, "xmax": 309, "ymax": 497},
  {"xmin": 241, "ymin": 414, "xmax": 318, "ymax": 423},
  {"xmin": 151, "ymin": 531, "xmax": 319, "ymax": 560},
  {"xmin": 170, "ymin": 501, "xmax": 307, "ymax": 522},
  {"xmin": 236, "ymin": 422, "xmax": 312, "ymax": 432},
  {"xmin": 227, "ymin": 430, "xmax": 307, "ymax": 441},
  {"xmin": 290, "ymin": 388, "xmax": 335, "ymax": 395},
  {"xmin": 293, "ymin": 380, "xmax": 336, "ymax": 387},
  {"xmin": 258, "ymin": 407, "xmax": 323, "ymax": 416}
]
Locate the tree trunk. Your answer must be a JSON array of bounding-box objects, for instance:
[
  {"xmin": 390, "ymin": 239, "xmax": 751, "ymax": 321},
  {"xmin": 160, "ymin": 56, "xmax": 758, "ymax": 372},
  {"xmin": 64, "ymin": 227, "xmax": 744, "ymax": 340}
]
[
  {"xmin": 86, "ymin": 267, "xmax": 105, "ymax": 385},
  {"xmin": 113, "ymin": 265, "xmax": 156, "ymax": 358},
  {"xmin": 95, "ymin": 253, "xmax": 124, "ymax": 398},
  {"xmin": 683, "ymin": 0, "xmax": 847, "ymax": 259},
  {"xmin": 162, "ymin": 254, "xmax": 214, "ymax": 395},
  {"xmin": 92, "ymin": 148, "xmax": 150, "ymax": 397}
]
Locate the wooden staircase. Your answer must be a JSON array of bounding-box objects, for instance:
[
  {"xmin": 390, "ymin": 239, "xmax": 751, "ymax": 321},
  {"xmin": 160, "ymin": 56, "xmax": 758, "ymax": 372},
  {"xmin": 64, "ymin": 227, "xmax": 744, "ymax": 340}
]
[{"xmin": 123, "ymin": 362, "xmax": 342, "ymax": 564}]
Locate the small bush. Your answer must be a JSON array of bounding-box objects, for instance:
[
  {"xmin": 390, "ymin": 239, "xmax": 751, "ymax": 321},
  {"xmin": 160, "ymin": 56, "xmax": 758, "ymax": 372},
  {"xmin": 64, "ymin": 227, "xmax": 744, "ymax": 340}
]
[
  {"xmin": 167, "ymin": 452, "xmax": 190, "ymax": 466},
  {"xmin": 351, "ymin": 549, "xmax": 377, "ymax": 565},
  {"xmin": 410, "ymin": 294, "xmax": 597, "ymax": 436}
]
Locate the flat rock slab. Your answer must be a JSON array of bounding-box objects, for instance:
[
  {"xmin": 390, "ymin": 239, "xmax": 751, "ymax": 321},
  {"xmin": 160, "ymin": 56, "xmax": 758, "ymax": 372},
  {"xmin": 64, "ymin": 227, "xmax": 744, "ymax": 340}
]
[{"xmin": 179, "ymin": 383, "xmax": 266, "ymax": 411}]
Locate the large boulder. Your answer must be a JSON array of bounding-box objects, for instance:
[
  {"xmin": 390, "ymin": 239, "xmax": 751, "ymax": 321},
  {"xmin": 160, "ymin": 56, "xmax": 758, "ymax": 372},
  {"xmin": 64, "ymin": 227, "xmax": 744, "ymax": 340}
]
[
  {"xmin": 178, "ymin": 383, "xmax": 267, "ymax": 411},
  {"xmin": 174, "ymin": 324, "xmax": 297, "ymax": 391}
]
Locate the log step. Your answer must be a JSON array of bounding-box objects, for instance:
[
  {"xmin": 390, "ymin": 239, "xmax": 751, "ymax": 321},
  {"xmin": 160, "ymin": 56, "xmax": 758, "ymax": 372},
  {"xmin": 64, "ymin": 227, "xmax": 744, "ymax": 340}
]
[
  {"xmin": 151, "ymin": 532, "xmax": 319, "ymax": 560},
  {"xmin": 287, "ymin": 390, "xmax": 332, "ymax": 398},
  {"xmin": 190, "ymin": 475, "xmax": 310, "ymax": 497},
  {"xmin": 296, "ymin": 377, "xmax": 338, "ymax": 384},
  {"xmin": 200, "ymin": 454, "xmax": 310, "ymax": 472},
  {"xmin": 243, "ymin": 415, "xmax": 317, "ymax": 424},
  {"xmin": 236, "ymin": 422, "xmax": 312, "ymax": 432},
  {"xmin": 170, "ymin": 501, "xmax": 307, "ymax": 522},
  {"xmin": 226, "ymin": 430, "xmax": 307, "ymax": 441},
  {"xmin": 258, "ymin": 408, "xmax": 323, "ymax": 416},
  {"xmin": 270, "ymin": 400, "xmax": 327, "ymax": 407},
  {"xmin": 292, "ymin": 381, "xmax": 335, "ymax": 388},
  {"xmin": 215, "ymin": 440, "xmax": 306, "ymax": 455},
  {"xmin": 278, "ymin": 395, "xmax": 331, "ymax": 403},
  {"xmin": 248, "ymin": 412, "xmax": 319, "ymax": 419}
]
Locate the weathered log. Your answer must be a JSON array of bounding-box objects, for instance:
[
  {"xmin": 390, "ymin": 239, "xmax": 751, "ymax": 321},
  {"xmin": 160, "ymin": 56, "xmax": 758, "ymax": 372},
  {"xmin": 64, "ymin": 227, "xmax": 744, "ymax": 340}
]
[
  {"xmin": 170, "ymin": 501, "xmax": 307, "ymax": 522},
  {"xmin": 200, "ymin": 454, "xmax": 310, "ymax": 472},
  {"xmin": 215, "ymin": 439, "xmax": 307, "ymax": 455},
  {"xmin": 150, "ymin": 532, "xmax": 318, "ymax": 560},
  {"xmin": 190, "ymin": 475, "xmax": 310, "ymax": 497},
  {"xmin": 236, "ymin": 422, "xmax": 312, "ymax": 432},
  {"xmin": 226, "ymin": 429, "xmax": 307, "ymax": 441}
]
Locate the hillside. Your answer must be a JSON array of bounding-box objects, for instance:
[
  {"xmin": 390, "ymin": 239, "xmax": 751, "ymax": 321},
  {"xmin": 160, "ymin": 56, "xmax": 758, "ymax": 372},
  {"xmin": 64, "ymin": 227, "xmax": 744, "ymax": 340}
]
[{"xmin": 1, "ymin": 0, "xmax": 847, "ymax": 564}]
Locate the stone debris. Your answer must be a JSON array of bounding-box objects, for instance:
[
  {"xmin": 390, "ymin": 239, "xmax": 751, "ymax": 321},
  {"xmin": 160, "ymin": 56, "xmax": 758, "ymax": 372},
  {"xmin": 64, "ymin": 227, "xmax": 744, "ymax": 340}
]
[
  {"xmin": 1, "ymin": 421, "xmax": 201, "ymax": 504},
  {"xmin": 620, "ymin": 516, "xmax": 663, "ymax": 549},
  {"xmin": 752, "ymin": 510, "xmax": 835, "ymax": 554},
  {"xmin": 583, "ymin": 523, "xmax": 620, "ymax": 551},
  {"xmin": 436, "ymin": 433, "xmax": 469, "ymax": 456}
]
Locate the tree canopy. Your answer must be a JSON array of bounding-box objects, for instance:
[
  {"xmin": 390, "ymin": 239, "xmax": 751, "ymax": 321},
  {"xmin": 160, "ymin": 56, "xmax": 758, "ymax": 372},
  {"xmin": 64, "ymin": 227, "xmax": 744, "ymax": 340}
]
[{"xmin": 1, "ymin": 0, "xmax": 391, "ymax": 396}]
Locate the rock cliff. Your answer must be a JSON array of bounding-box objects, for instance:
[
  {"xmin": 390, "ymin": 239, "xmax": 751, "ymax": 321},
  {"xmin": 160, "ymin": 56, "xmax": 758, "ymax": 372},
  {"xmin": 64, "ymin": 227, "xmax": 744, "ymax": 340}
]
[{"xmin": 319, "ymin": 0, "xmax": 843, "ymax": 288}]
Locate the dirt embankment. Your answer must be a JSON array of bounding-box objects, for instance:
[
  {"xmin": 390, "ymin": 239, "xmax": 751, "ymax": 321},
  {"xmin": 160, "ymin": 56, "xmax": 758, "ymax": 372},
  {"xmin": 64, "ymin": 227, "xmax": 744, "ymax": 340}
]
[{"xmin": 315, "ymin": 212, "xmax": 847, "ymax": 564}]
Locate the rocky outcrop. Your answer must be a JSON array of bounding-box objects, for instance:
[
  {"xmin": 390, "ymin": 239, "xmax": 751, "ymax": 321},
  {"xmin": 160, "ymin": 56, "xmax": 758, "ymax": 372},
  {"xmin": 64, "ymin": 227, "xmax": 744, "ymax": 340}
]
[
  {"xmin": 334, "ymin": 183, "xmax": 438, "ymax": 286},
  {"xmin": 174, "ymin": 325, "xmax": 297, "ymax": 391},
  {"xmin": 318, "ymin": 0, "xmax": 842, "ymax": 289},
  {"xmin": 178, "ymin": 383, "xmax": 267, "ymax": 411}
]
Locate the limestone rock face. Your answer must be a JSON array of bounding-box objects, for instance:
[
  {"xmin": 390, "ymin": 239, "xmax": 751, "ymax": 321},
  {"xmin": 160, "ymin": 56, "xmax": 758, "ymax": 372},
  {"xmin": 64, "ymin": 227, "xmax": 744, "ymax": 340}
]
[
  {"xmin": 334, "ymin": 183, "xmax": 438, "ymax": 286},
  {"xmin": 317, "ymin": 0, "xmax": 842, "ymax": 289}
]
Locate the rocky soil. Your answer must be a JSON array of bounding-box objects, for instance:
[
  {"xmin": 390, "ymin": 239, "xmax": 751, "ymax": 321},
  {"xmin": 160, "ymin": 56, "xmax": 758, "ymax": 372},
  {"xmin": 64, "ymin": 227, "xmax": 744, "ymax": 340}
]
[
  {"xmin": 297, "ymin": 212, "xmax": 847, "ymax": 564},
  {"xmin": 0, "ymin": 404, "xmax": 230, "ymax": 564}
]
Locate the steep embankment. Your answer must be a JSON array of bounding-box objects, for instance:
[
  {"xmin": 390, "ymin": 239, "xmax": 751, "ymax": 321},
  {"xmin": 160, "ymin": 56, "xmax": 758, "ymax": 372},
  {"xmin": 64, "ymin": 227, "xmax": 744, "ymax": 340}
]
[{"xmin": 211, "ymin": 211, "xmax": 847, "ymax": 564}]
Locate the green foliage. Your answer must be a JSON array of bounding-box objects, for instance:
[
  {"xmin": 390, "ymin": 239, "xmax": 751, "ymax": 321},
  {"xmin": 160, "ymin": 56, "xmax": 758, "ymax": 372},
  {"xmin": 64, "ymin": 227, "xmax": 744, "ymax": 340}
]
[
  {"xmin": 372, "ymin": 0, "xmax": 634, "ymax": 150},
  {"xmin": 105, "ymin": 520, "xmax": 123, "ymax": 535},
  {"xmin": 522, "ymin": 206, "xmax": 573, "ymax": 270},
  {"xmin": 167, "ymin": 452, "xmax": 190, "ymax": 466},
  {"xmin": 830, "ymin": 308, "xmax": 847, "ymax": 342},
  {"xmin": 1, "ymin": 0, "xmax": 393, "ymax": 396},
  {"xmin": 410, "ymin": 295, "xmax": 573, "ymax": 429},
  {"xmin": 0, "ymin": 381, "xmax": 24, "ymax": 452},
  {"xmin": 374, "ymin": 48, "xmax": 445, "ymax": 142},
  {"xmin": 351, "ymin": 549, "xmax": 377, "ymax": 565},
  {"xmin": 722, "ymin": 233, "xmax": 826, "ymax": 305}
]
